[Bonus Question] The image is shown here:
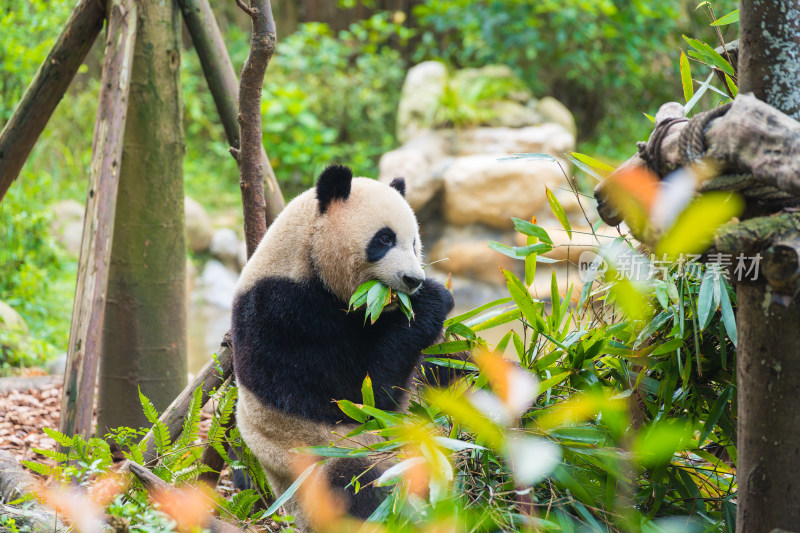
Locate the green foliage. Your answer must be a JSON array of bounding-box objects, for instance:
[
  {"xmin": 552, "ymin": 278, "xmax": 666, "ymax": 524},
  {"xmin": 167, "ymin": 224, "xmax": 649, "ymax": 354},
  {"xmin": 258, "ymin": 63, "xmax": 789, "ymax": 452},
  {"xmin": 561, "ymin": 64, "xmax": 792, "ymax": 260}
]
[
  {"xmin": 414, "ymin": 1, "xmax": 682, "ymax": 137},
  {"xmin": 0, "ymin": 0, "xmax": 77, "ymax": 124},
  {"xmin": 317, "ymin": 215, "xmax": 737, "ymax": 530},
  {"xmin": 21, "ymin": 382, "xmax": 272, "ymax": 529},
  {"xmin": 0, "ymin": 173, "xmax": 78, "ymax": 373},
  {"xmin": 434, "ymin": 67, "xmax": 531, "ymax": 129},
  {"xmin": 182, "ymin": 11, "xmax": 408, "ymax": 201}
]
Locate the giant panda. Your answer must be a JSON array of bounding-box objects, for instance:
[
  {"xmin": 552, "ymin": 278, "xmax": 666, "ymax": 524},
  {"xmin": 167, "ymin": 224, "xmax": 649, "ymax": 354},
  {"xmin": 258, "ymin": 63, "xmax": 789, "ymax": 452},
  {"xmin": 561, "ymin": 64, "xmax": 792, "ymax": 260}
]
[{"xmin": 231, "ymin": 164, "xmax": 454, "ymax": 530}]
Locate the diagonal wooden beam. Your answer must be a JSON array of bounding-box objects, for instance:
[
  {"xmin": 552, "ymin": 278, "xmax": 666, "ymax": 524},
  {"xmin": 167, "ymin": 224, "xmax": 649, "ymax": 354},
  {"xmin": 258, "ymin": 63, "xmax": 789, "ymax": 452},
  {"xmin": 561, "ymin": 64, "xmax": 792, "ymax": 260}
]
[
  {"xmin": 58, "ymin": 0, "xmax": 138, "ymax": 445},
  {"xmin": 0, "ymin": 0, "xmax": 105, "ymax": 202}
]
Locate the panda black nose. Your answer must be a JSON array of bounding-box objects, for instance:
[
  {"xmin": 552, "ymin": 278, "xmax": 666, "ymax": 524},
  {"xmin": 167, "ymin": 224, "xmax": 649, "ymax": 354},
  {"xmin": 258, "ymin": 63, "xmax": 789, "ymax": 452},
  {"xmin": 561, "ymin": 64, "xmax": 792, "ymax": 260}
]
[{"xmin": 402, "ymin": 275, "xmax": 423, "ymax": 290}]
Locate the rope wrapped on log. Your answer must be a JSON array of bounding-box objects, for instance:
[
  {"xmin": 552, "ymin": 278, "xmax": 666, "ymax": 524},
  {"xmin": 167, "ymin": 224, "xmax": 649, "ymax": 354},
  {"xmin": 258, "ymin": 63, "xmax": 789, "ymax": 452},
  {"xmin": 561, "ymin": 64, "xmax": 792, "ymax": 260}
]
[{"xmin": 595, "ymin": 93, "xmax": 800, "ymax": 226}]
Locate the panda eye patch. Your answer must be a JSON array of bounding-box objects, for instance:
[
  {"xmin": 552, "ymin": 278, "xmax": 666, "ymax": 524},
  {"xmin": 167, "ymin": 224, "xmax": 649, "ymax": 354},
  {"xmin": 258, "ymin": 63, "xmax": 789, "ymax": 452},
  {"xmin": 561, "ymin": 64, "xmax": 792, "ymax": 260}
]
[{"xmin": 367, "ymin": 227, "xmax": 396, "ymax": 262}]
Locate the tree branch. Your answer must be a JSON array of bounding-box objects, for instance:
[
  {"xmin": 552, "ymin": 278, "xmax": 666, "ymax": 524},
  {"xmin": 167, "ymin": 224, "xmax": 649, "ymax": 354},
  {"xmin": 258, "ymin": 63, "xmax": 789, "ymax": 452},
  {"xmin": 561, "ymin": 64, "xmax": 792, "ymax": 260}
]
[
  {"xmin": 177, "ymin": 0, "xmax": 284, "ymax": 224},
  {"xmin": 0, "ymin": 0, "xmax": 105, "ymax": 202},
  {"xmin": 236, "ymin": 0, "xmax": 278, "ymax": 257}
]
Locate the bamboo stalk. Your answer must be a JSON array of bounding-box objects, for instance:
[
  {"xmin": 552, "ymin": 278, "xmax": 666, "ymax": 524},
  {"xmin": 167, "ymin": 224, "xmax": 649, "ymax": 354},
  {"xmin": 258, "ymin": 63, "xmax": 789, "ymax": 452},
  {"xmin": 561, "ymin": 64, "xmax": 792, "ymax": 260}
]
[
  {"xmin": 0, "ymin": 0, "xmax": 105, "ymax": 202},
  {"xmin": 58, "ymin": 0, "xmax": 138, "ymax": 445}
]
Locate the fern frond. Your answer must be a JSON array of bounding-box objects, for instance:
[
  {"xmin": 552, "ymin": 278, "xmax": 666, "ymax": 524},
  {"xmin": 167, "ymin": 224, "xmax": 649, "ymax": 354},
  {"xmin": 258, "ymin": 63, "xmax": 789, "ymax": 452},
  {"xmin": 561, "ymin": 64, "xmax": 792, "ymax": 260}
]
[
  {"xmin": 175, "ymin": 387, "xmax": 203, "ymax": 453},
  {"xmin": 22, "ymin": 460, "xmax": 52, "ymax": 476},
  {"xmin": 153, "ymin": 419, "xmax": 171, "ymax": 452},
  {"xmin": 138, "ymin": 387, "xmax": 160, "ymax": 424},
  {"xmin": 31, "ymin": 447, "xmax": 68, "ymax": 463},
  {"xmin": 43, "ymin": 427, "xmax": 73, "ymax": 448}
]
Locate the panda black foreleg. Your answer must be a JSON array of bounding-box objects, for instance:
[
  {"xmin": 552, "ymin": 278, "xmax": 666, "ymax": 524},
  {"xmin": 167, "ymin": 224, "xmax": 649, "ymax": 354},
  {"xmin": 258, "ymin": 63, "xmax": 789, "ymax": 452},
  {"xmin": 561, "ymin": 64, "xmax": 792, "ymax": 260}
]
[{"xmin": 325, "ymin": 457, "xmax": 387, "ymax": 519}]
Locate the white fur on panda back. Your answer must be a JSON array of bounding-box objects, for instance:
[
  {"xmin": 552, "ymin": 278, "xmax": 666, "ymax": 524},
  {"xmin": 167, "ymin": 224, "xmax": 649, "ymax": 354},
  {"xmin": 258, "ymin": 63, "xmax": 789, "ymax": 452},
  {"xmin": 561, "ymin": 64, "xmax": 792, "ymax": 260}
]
[{"xmin": 236, "ymin": 188, "xmax": 318, "ymax": 293}]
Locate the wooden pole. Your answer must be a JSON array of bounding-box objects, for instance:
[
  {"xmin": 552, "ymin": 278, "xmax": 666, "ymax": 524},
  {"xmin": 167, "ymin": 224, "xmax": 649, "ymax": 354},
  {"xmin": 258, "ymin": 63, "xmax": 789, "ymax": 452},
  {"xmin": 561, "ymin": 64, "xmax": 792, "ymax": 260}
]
[
  {"xmin": 58, "ymin": 0, "xmax": 138, "ymax": 445},
  {"xmin": 0, "ymin": 0, "xmax": 105, "ymax": 202},
  {"xmin": 735, "ymin": 1, "xmax": 800, "ymax": 531},
  {"xmin": 178, "ymin": 0, "xmax": 284, "ymax": 225}
]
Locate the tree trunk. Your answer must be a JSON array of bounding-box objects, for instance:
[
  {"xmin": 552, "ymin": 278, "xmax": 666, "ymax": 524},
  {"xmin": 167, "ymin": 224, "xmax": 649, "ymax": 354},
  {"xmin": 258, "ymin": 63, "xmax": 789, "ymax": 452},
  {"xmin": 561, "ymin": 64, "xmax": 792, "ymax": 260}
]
[
  {"xmin": 736, "ymin": 1, "xmax": 800, "ymax": 531},
  {"xmin": 96, "ymin": 0, "xmax": 187, "ymax": 436}
]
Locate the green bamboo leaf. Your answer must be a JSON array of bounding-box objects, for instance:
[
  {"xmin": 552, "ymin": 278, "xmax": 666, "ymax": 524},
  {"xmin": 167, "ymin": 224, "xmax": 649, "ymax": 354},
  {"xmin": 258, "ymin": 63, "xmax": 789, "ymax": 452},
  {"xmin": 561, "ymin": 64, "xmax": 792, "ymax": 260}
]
[
  {"xmin": 698, "ymin": 385, "xmax": 734, "ymax": 445},
  {"xmin": 396, "ymin": 291, "xmax": 414, "ymax": 321},
  {"xmin": 294, "ymin": 446, "xmax": 366, "ymax": 458},
  {"xmin": 711, "ymin": 9, "xmax": 739, "ymax": 26},
  {"xmin": 725, "ymin": 73, "xmax": 738, "ymax": 97},
  {"xmin": 337, "ymin": 399, "xmax": 369, "ymax": 423},
  {"xmin": 651, "ymin": 337, "xmax": 685, "ymax": 355},
  {"xmin": 488, "ymin": 240, "xmax": 522, "ymax": 259},
  {"xmin": 361, "ymin": 374, "xmax": 375, "ymax": 408},
  {"xmin": 697, "ymin": 269, "xmax": 715, "ymax": 330},
  {"xmin": 511, "ymin": 217, "xmax": 553, "ymax": 244},
  {"xmin": 444, "ymin": 297, "xmax": 512, "ymax": 327},
  {"xmin": 634, "ymin": 310, "xmax": 672, "ymax": 348},
  {"xmin": 680, "ymin": 50, "xmax": 694, "ymax": 103},
  {"xmin": 644, "ymin": 112, "xmax": 656, "ymax": 123},
  {"xmin": 525, "ymin": 237, "xmax": 537, "ymax": 287},
  {"xmin": 471, "ymin": 309, "xmax": 522, "ymax": 332},
  {"xmin": 538, "ymin": 372, "xmax": 570, "ymax": 392},
  {"xmin": 683, "ymin": 35, "xmax": 735, "ymax": 76},
  {"xmin": 422, "ymin": 340, "xmax": 473, "ymax": 355},
  {"xmin": 719, "ymin": 281, "xmax": 737, "ymax": 346},
  {"xmin": 569, "ymin": 152, "xmax": 615, "ymax": 175},
  {"xmin": 495, "ymin": 330, "xmax": 514, "ymax": 355},
  {"xmin": 546, "ymin": 187, "xmax": 572, "ymax": 239},
  {"xmin": 502, "ymin": 269, "xmax": 546, "ymax": 331},
  {"xmin": 262, "ymin": 461, "xmax": 318, "ymax": 517},
  {"xmin": 513, "ymin": 243, "xmax": 553, "ymax": 256},
  {"xmin": 423, "ymin": 357, "xmax": 479, "ymax": 372},
  {"xmin": 446, "ymin": 322, "xmax": 476, "ymax": 340},
  {"xmin": 349, "ymin": 280, "xmax": 378, "ymax": 309}
]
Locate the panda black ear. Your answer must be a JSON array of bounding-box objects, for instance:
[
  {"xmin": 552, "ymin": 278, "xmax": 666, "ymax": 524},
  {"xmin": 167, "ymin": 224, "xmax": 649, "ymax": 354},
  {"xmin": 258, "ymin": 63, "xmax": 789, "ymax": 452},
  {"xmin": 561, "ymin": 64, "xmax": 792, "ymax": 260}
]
[
  {"xmin": 389, "ymin": 177, "xmax": 406, "ymax": 197},
  {"xmin": 316, "ymin": 164, "xmax": 353, "ymax": 214}
]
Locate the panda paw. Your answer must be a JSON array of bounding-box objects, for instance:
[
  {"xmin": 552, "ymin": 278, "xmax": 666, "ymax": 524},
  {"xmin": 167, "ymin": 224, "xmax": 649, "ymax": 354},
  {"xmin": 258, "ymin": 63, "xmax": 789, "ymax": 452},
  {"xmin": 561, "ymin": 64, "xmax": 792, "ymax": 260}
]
[{"xmin": 411, "ymin": 278, "xmax": 454, "ymax": 322}]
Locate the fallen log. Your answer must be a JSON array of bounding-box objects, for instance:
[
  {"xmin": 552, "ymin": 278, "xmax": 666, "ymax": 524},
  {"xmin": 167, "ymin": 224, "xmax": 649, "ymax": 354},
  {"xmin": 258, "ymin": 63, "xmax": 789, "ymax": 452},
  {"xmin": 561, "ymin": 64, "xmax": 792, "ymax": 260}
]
[
  {"xmin": 0, "ymin": 376, "xmax": 61, "ymax": 394},
  {"xmin": 121, "ymin": 460, "xmax": 244, "ymax": 533},
  {"xmin": 0, "ymin": 450, "xmax": 69, "ymax": 532}
]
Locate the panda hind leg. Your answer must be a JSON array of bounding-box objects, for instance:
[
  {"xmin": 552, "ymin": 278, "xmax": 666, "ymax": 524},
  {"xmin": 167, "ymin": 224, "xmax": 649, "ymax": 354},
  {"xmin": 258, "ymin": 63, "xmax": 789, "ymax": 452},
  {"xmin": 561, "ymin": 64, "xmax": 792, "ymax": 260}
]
[{"xmin": 325, "ymin": 457, "xmax": 386, "ymax": 520}]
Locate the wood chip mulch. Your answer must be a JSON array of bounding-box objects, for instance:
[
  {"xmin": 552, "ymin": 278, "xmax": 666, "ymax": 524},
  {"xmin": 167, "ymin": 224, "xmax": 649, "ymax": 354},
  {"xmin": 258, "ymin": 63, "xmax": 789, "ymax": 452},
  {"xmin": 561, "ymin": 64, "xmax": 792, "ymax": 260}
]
[{"xmin": 0, "ymin": 380, "xmax": 63, "ymax": 467}]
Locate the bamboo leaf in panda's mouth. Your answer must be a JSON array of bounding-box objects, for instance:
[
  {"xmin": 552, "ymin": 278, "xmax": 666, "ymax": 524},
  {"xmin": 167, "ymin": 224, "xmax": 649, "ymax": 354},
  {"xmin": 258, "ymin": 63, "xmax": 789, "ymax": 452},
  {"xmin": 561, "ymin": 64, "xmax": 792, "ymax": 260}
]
[{"xmin": 349, "ymin": 280, "xmax": 414, "ymax": 323}]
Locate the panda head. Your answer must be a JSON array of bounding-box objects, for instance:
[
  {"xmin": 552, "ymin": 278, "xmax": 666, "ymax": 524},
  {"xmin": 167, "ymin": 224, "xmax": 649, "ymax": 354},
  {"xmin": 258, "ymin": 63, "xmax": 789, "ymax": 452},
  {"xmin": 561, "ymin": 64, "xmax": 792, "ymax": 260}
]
[{"xmin": 311, "ymin": 164, "xmax": 424, "ymax": 303}]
